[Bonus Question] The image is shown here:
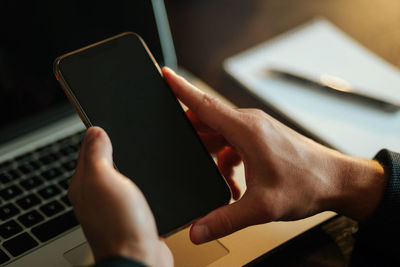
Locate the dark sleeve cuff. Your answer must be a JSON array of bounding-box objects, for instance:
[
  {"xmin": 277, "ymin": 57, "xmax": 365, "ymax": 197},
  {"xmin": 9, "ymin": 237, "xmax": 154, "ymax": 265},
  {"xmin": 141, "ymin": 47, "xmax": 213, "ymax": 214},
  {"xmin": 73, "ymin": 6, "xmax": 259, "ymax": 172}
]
[
  {"xmin": 358, "ymin": 149, "xmax": 400, "ymax": 228},
  {"xmin": 351, "ymin": 149, "xmax": 400, "ymax": 265},
  {"xmin": 94, "ymin": 256, "xmax": 147, "ymax": 267},
  {"xmin": 374, "ymin": 149, "xmax": 400, "ymax": 214}
]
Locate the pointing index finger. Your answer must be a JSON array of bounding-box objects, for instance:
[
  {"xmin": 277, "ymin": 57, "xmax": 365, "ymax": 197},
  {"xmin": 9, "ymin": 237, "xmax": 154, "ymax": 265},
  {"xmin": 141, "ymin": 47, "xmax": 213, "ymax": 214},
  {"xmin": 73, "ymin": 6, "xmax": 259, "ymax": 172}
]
[{"xmin": 162, "ymin": 67, "xmax": 240, "ymax": 139}]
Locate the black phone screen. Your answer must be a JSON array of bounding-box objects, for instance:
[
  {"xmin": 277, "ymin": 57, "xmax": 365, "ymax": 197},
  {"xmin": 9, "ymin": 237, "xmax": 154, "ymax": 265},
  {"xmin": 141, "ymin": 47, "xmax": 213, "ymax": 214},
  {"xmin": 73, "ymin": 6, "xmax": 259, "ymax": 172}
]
[{"xmin": 55, "ymin": 33, "xmax": 231, "ymax": 235}]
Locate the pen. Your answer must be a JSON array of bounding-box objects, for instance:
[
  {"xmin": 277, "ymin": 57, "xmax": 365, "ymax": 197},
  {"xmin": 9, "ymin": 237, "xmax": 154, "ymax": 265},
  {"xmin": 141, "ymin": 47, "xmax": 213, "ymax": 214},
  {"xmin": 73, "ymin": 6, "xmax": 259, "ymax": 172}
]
[{"xmin": 267, "ymin": 68, "xmax": 400, "ymax": 112}]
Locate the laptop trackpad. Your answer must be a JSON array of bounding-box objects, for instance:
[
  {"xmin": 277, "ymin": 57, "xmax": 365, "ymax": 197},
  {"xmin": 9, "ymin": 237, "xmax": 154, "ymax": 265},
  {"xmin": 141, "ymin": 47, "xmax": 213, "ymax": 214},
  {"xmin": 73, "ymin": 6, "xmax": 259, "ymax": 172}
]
[
  {"xmin": 64, "ymin": 242, "xmax": 94, "ymax": 267},
  {"xmin": 165, "ymin": 228, "xmax": 229, "ymax": 266},
  {"xmin": 64, "ymin": 228, "xmax": 229, "ymax": 267}
]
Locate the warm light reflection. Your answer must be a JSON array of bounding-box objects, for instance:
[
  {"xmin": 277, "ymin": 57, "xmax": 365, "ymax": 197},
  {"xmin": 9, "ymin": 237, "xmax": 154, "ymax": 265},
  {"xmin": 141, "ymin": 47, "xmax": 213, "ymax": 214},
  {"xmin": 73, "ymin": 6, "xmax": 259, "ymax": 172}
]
[{"xmin": 320, "ymin": 74, "xmax": 353, "ymax": 92}]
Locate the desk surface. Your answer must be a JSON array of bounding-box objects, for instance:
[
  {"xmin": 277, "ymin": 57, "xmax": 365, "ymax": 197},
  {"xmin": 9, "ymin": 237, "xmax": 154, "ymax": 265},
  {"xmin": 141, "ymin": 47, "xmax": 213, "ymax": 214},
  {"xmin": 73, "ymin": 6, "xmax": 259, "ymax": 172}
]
[{"xmin": 165, "ymin": 1, "xmax": 399, "ymax": 265}]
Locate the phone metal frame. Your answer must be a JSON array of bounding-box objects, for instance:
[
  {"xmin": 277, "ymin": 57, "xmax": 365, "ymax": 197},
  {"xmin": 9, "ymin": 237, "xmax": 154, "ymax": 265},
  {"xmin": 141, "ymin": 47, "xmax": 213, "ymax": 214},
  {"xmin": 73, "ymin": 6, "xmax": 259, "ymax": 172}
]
[{"xmin": 54, "ymin": 32, "xmax": 161, "ymax": 130}]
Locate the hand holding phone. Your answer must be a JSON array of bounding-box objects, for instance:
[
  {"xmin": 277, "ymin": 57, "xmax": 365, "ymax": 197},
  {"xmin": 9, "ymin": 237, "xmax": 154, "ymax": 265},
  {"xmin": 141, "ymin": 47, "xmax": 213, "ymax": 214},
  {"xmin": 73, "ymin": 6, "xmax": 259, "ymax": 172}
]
[
  {"xmin": 69, "ymin": 127, "xmax": 173, "ymax": 266},
  {"xmin": 54, "ymin": 32, "xmax": 231, "ymax": 236}
]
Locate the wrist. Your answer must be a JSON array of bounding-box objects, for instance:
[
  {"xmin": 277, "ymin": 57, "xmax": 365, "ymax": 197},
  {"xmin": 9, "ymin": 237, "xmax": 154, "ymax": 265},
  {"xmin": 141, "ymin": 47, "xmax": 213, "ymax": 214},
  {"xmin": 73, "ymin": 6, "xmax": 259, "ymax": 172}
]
[
  {"xmin": 92, "ymin": 240, "xmax": 154, "ymax": 266},
  {"xmin": 113, "ymin": 243, "xmax": 153, "ymax": 266},
  {"xmin": 103, "ymin": 239, "xmax": 172, "ymax": 267},
  {"xmin": 323, "ymin": 152, "xmax": 387, "ymax": 221}
]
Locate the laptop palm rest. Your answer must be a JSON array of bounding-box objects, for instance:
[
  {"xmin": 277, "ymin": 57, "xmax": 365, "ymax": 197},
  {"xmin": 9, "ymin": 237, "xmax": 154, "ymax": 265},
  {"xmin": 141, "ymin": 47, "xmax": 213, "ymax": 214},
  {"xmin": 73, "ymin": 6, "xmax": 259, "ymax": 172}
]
[{"xmin": 64, "ymin": 228, "xmax": 229, "ymax": 267}]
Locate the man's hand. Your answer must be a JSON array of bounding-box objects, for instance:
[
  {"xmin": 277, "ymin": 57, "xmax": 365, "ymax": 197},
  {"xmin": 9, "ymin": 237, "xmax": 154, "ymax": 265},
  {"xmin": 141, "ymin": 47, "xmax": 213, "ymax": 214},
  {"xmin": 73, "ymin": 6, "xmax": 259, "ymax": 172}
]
[
  {"xmin": 162, "ymin": 67, "xmax": 387, "ymax": 245},
  {"xmin": 69, "ymin": 127, "xmax": 173, "ymax": 266}
]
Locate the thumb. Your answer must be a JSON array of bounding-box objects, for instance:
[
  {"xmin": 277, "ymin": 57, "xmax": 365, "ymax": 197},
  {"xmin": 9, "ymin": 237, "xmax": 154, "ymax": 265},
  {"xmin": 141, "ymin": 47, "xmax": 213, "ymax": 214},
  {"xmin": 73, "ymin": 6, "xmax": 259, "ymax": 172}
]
[
  {"xmin": 81, "ymin": 126, "xmax": 113, "ymax": 168},
  {"xmin": 189, "ymin": 196, "xmax": 258, "ymax": 244},
  {"xmin": 70, "ymin": 126, "xmax": 114, "ymax": 203}
]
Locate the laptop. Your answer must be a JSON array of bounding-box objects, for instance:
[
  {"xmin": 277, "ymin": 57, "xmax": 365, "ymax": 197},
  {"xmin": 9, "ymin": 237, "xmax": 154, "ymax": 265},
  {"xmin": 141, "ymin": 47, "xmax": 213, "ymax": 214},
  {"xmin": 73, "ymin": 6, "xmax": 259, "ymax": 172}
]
[{"xmin": 0, "ymin": 1, "xmax": 335, "ymax": 266}]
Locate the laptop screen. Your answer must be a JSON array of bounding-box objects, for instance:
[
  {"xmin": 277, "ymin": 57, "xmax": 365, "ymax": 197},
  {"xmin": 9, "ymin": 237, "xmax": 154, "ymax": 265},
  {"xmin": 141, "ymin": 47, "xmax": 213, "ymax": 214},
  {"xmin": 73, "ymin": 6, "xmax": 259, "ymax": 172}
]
[{"xmin": 0, "ymin": 1, "xmax": 166, "ymax": 143}]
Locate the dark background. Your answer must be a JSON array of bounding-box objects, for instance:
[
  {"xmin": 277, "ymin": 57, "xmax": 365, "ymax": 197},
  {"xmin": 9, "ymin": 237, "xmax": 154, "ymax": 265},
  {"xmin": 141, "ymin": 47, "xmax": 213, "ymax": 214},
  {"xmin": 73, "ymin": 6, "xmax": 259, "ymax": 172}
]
[{"xmin": 164, "ymin": 1, "xmax": 400, "ymax": 265}]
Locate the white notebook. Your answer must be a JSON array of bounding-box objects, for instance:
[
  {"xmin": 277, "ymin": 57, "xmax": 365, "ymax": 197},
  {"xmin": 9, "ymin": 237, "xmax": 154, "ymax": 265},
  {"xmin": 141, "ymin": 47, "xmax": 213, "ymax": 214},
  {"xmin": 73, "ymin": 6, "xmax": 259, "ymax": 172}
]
[{"xmin": 224, "ymin": 18, "xmax": 400, "ymax": 158}]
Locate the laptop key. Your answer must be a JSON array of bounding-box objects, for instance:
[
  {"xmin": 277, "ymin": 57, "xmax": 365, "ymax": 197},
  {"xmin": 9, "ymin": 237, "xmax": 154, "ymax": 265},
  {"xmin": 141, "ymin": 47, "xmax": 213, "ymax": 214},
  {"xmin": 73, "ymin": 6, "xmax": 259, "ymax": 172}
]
[
  {"xmin": 0, "ymin": 160, "xmax": 13, "ymax": 170},
  {"xmin": 60, "ymin": 145, "xmax": 78, "ymax": 156},
  {"xmin": 38, "ymin": 185, "xmax": 61, "ymax": 199},
  {"xmin": 3, "ymin": 232, "xmax": 38, "ymax": 257},
  {"xmin": 18, "ymin": 161, "xmax": 40, "ymax": 174},
  {"xmin": 40, "ymin": 167, "xmax": 63, "ymax": 181},
  {"xmin": 16, "ymin": 194, "xmax": 41, "ymax": 210},
  {"xmin": 17, "ymin": 165, "xmax": 32, "ymax": 175},
  {"xmin": 31, "ymin": 210, "xmax": 78, "ymax": 242},
  {"xmin": 20, "ymin": 176, "xmax": 44, "ymax": 190},
  {"xmin": 0, "ymin": 185, "xmax": 23, "ymax": 201},
  {"xmin": 59, "ymin": 178, "xmax": 71, "ymax": 190},
  {"xmin": 62, "ymin": 160, "xmax": 77, "ymax": 171},
  {"xmin": 9, "ymin": 169, "xmax": 20, "ymax": 178},
  {"xmin": 0, "ymin": 203, "xmax": 20, "ymax": 221},
  {"xmin": 0, "ymin": 173, "xmax": 12, "ymax": 185},
  {"xmin": 61, "ymin": 195, "xmax": 71, "ymax": 206},
  {"xmin": 40, "ymin": 200, "xmax": 65, "ymax": 217},
  {"xmin": 0, "ymin": 170, "xmax": 20, "ymax": 184},
  {"xmin": 39, "ymin": 153, "xmax": 60, "ymax": 165},
  {"xmin": 0, "ymin": 220, "xmax": 22, "ymax": 239},
  {"xmin": 18, "ymin": 210, "xmax": 44, "ymax": 228},
  {"xmin": 56, "ymin": 135, "xmax": 74, "ymax": 146},
  {"xmin": 15, "ymin": 152, "xmax": 34, "ymax": 162},
  {"xmin": 0, "ymin": 248, "xmax": 10, "ymax": 264}
]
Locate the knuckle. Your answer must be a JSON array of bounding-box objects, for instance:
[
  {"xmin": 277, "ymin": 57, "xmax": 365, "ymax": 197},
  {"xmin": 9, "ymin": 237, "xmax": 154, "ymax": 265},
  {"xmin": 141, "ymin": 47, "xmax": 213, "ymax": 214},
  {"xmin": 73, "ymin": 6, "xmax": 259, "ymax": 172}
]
[
  {"xmin": 257, "ymin": 192, "xmax": 280, "ymax": 221},
  {"xmin": 214, "ymin": 210, "xmax": 234, "ymax": 236},
  {"xmin": 238, "ymin": 108, "xmax": 265, "ymax": 117},
  {"xmin": 241, "ymin": 112, "xmax": 268, "ymax": 135},
  {"xmin": 247, "ymin": 108, "xmax": 266, "ymax": 116},
  {"xmin": 196, "ymin": 93, "xmax": 220, "ymax": 114},
  {"xmin": 84, "ymin": 145, "xmax": 98, "ymax": 164},
  {"xmin": 89, "ymin": 159, "xmax": 104, "ymax": 173},
  {"xmin": 84, "ymin": 155, "xmax": 106, "ymax": 175},
  {"xmin": 192, "ymin": 93, "xmax": 222, "ymax": 118}
]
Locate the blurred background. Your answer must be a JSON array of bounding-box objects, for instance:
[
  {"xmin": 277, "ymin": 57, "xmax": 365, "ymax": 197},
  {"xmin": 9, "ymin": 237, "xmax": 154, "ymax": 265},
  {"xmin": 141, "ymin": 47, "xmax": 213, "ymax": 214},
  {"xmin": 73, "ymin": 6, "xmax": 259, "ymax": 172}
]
[{"xmin": 165, "ymin": 0, "xmax": 400, "ymax": 109}]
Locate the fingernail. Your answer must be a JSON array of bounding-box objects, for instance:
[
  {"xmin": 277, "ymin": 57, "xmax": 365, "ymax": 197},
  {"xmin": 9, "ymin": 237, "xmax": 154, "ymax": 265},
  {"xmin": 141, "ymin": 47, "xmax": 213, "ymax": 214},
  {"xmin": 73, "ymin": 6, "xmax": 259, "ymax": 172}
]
[
  {"xmin": 192, "ymin": 224, "xmax": 211, "ymax": 244},
  {"xmin": 165, "ymin": 66, "xmax": 176, "ymax": 74}
]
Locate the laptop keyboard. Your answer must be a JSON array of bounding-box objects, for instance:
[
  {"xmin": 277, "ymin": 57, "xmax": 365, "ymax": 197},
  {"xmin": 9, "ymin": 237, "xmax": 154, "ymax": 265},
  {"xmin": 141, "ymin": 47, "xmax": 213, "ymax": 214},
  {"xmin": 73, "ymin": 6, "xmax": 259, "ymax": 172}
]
[{"xmin": 0, "ymin": 130, "xmax": 85, "ymax": 264}]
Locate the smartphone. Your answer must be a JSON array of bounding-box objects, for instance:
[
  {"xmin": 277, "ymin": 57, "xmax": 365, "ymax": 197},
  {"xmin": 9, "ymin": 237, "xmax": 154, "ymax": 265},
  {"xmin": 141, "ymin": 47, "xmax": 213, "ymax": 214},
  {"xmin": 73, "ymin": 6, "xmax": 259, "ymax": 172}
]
[{"xmin": 54, "ymin": 32, "xmax": 231, "ymax": 236}]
